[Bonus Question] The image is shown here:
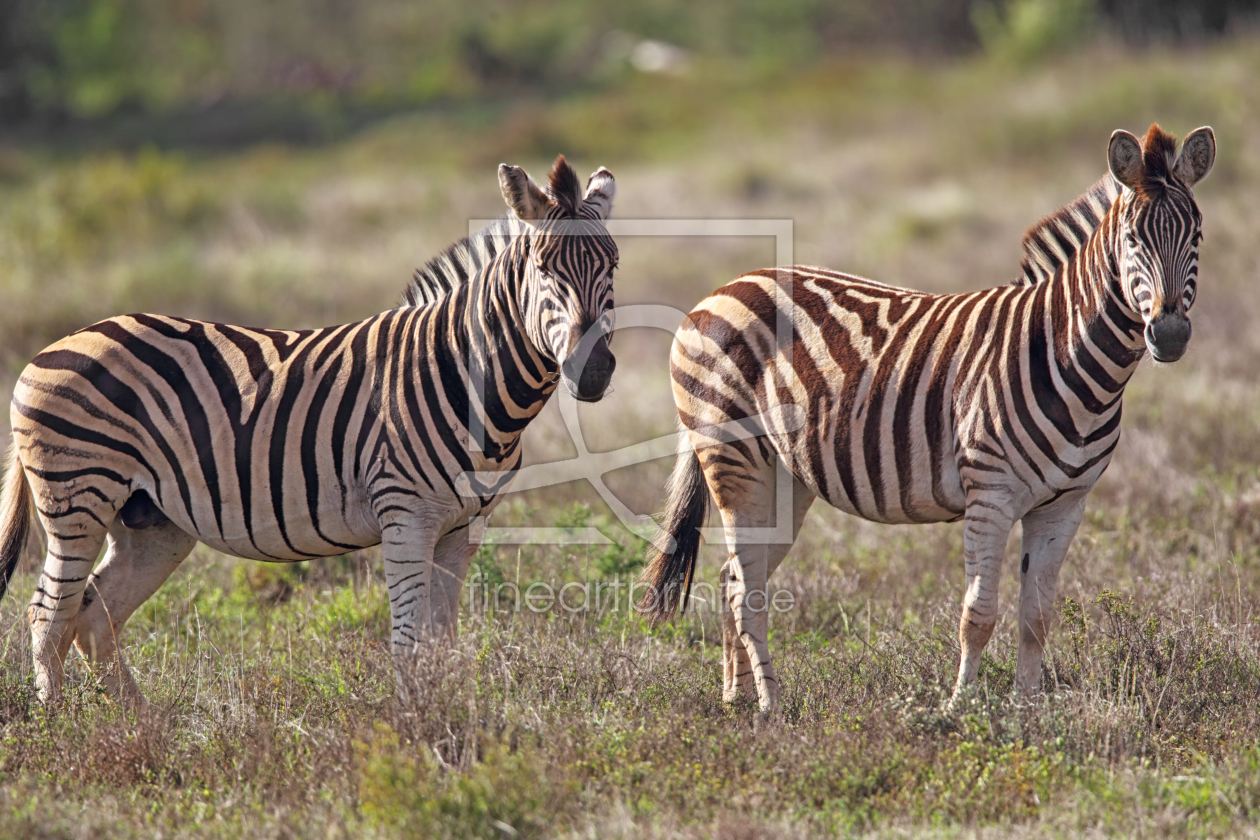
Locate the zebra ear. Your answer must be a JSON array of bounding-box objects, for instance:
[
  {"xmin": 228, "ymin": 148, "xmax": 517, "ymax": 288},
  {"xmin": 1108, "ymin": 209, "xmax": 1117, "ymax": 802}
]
[
  {"xmin": 499, "ymin": 164, "xmax": 552, "ymax": 226},
  {"xmin": 1108, "ymin": 129, "xmax": 1144, "ymax": 192},
  {"xmin": 1173, "ymin": 126, "xmax": 1215, "ymax": 188},
  {"xmin": 583, "ymin": 167, "xmax": 616, "ymax": 220}
]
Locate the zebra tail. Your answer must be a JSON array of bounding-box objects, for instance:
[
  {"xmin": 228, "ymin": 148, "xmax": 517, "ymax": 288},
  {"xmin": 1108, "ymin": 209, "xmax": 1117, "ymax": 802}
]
[
  {"xmin": 639, "ymin": 441, "xmax": 708, "ymax": 622},
  {"xmin": 0, "ymin": 441, "xmax": 32, "ymax": 602}
]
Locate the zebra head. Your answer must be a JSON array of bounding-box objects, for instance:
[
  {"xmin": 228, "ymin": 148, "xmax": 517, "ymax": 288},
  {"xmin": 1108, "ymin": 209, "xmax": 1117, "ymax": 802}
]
[
  {"xmin": 499, "ymin": 156, "xmax": 619, "ymax": 402},
  {"xmin": 1107, "ymin": 123, "xmax": 1215, "ymax": 363}
]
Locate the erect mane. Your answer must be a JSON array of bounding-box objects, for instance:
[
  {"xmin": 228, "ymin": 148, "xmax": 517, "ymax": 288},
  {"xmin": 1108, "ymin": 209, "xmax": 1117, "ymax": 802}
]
[
  {"xmin": 1013, "ymin": 174, "xmax": 1122, "ymax": 286},
  {"xmin": 545, "ymin": 154, "xmax": 583, "ymax": 216},
  {"xmin": 403, "ymin": 216, "xmax": 526, "ymax": 307},
  {"xmin": 1134, "ymin": 122, "xmax": 1179, "ymax": 201}
]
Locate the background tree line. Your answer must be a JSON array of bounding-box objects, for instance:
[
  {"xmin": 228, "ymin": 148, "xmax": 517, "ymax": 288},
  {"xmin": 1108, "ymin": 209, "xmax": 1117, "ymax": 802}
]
[{"xmin": 1, "ymin": 0, "xmax": 1256, "ymax": 126}]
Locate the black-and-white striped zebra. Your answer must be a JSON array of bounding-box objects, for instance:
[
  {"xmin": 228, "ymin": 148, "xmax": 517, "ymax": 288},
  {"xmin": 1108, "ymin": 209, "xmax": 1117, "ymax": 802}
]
[
  {"xmin": 642, "ymin": 124, "xmax": 1214, "ymax": 714},
  {"xmin": 0, "ymin": 155, "xmax": 618, "ymax": 705}
]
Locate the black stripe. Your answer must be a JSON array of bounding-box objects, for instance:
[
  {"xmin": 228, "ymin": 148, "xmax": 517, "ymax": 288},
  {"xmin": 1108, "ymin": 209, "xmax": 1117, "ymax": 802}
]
[
  {"xmin": 1027, "ymin": 282, "xmax": 1083, "ymax": 445},
  {"xmin": 392, "ymin": 310, "xmax": 441, "ymax": 488},
  {"xmin": 266, "ymin": 329, "xmax": 322, "ymax": 558},
  {"xmin": 333, "ymin": 320, "xmax": 372, "ymax": 519},
  {"xmin": 301, "ymin": 336, "xmax": 361, "ymax": 551},
  {"xmin": 102, "ymin": 316, "xmax": 226, "ymax": 535}
]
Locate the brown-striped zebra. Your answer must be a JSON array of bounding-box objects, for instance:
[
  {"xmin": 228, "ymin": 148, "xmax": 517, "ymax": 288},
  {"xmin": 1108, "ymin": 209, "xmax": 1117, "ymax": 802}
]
[
  {"xmin": 0, "ymin": 156, "xmax": 619, "ymax": 705},
  {"xmin": 642, "ymin": 124, "xmax": 1215, "ymax": 714}
]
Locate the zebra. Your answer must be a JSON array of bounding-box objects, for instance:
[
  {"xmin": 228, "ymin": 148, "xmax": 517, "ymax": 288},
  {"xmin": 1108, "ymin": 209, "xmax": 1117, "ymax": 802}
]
[
  {"xmin": 641, "ymin": 124, "xmax": 1214, "ymax": 714},
  {"xmin": 0, "ymin": 155, "xmax": 619, "ymax": 705}
]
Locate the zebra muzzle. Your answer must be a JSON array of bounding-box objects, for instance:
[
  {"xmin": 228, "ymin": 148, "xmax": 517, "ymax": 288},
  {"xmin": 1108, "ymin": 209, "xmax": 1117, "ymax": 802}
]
[
  {"xmin": 562, "ymin": 333, "xmax": 616, "ymax": 402},
  {"xmin": 1145, "ymin": 314, "xmax": 1191, "ymax": 363}
]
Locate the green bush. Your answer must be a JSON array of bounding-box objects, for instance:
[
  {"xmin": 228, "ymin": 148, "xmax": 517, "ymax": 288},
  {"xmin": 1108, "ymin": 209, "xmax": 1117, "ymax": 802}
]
[
  {"xmin": 2, "ymin": 149, "xmax": 216, "ymax": 269},
  {"xmin": 973, "ymin": 0, "xmax": 1097, "ymax": 65}
]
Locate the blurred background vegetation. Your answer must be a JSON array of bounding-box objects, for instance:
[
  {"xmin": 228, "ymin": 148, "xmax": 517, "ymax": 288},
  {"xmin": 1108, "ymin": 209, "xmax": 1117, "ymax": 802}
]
[{"xmin": 1, "ymin": 0, "xmax": 1257, "ymax": 130}]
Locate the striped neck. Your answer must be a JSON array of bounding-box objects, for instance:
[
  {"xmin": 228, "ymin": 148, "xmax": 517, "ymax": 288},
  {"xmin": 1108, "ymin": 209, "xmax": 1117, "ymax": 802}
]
[
  {"xmin": 432, "ymin": 235, "xmax": 560, "ymax": 460},
  {"xmin": 1062, "ymin": 193, "xmax": 1147, "ymax": 389}
]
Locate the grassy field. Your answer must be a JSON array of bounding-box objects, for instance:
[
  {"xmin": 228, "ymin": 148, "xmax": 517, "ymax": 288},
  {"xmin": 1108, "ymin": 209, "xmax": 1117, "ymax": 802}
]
[{"xmin": 2, "ymin": 36, "xmax": 1260, "ymax": 838}]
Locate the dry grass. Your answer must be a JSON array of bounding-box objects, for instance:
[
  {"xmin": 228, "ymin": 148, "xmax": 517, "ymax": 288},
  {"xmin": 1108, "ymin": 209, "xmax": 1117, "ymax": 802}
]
[{"xmin": 1, "ymin": 37, "xmax": 1260, "ymax": 838}]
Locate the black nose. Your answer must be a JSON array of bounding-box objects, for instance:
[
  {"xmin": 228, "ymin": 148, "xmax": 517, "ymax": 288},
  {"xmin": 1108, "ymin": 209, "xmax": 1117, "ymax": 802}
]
[
  {"xmin": 1145, "ymin": 315, "xmax": 1191, "ymax": 362},
  {"xmin": 562, "ymin": 334, "xmax": 616, "ymax": 402}
]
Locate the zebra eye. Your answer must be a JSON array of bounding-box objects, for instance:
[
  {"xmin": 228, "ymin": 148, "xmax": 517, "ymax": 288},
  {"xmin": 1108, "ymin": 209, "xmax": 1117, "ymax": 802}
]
[{"xmin": 1125, "ymin": 233, "xmax": 1139, "ymax": 249}]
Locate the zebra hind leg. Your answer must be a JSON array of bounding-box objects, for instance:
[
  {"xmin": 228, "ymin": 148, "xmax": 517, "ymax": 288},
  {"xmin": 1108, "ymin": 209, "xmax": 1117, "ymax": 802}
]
[
  {"xmin": 73, "ymin": 518, "xmax": 197, "ymax": 709},
  {"xmin": 28, "ymin": 526, "xmax": 109, "ymax": 704},
  {"xmin": 709, "ymin": 457, "xmax": 815, "ymax": 716},
  {"xmin": 720, "ymin": 558, "xmax": 755, "ymax": 704}
]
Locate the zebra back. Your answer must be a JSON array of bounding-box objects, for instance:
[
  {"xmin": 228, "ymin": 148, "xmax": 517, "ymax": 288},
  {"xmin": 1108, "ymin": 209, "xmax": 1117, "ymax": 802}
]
[
  {"xmin": 1015, "ymin": 174, "xmax": 1122, "ymax": 286},
  {"xmin": 403, "ymin": 216, "xmax": 521, "ymax": 307}
]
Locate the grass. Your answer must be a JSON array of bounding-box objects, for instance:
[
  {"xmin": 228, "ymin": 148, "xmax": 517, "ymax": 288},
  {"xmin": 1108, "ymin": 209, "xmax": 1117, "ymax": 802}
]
[{"xmin": 2, "ymin": 36, "xmax": 1260, "ymax": 838}]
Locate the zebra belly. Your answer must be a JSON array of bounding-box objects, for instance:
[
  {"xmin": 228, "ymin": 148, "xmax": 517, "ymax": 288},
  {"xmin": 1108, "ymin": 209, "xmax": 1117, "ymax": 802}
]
[
  {"xmin": 765, "ymin": 403, "xmax": 967, "ymax": 526},
  {"xmin": 193, "ymin": 534, "xmax": 382, "ymax": 563},
  {"xmin": 778, "ymin": 443, "xmax": 966, "ymax": 524},
  {"xmin": 171, "ymin": 497, "xmax": 383, "ymax": 563},
  {"xmin": 152, "ymin": 433, "xmax": 385, "ymax": 561}
]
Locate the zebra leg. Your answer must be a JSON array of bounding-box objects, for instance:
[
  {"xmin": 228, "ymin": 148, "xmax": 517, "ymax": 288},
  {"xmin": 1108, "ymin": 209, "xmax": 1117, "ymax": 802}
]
[
  {"xmin": 715, "ymin": 468, "xmax": 814, "ymax": 714},
  {"xmin": 28, "ymin": 527, "xmax": 109, "ymax": 703},
  {"xmin": 431, "ymin": 526, "xmax": 478, "ymax": 641},
  {"xmin": 380, "ymin": 513, "xmax": 441, "ymax": 684},
  {"xmin": 952, "ymin": 498, "xmax": 1018, "ymax": 701},
  {"xmin": 723, "ymin": 543, "xmax": 777, "ymax": 714},
  {"xmin": 720, "ymin": 557, "xmax": 753, "ymax": 703},
  {"xmin": 73, "ymin": 519, "xmax": 197, "ymax": 707},
  {"xmin": 1015, "ymin": 493, "xmax": 1087, "ymax": 696}
]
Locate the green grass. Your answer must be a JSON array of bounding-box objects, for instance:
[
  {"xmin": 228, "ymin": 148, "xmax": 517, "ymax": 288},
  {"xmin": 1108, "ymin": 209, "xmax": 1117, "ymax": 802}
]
[
  {"xmin": 3, "ymin": 494, "xmax": 1260, "ymax": 838},
  {"xmin": 3, "ymin": 36, "xmax": 1260, "ymax": 838}
]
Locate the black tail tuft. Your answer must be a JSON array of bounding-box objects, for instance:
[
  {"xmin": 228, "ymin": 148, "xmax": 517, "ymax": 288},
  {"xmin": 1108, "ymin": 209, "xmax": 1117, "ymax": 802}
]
[
  {"xmin": 0, "ymin": 442, "xmax": 31, "ymax": 602},
  {"xmin": 639, "ymin": 441, "xmax": 709, "ymax": 622}
]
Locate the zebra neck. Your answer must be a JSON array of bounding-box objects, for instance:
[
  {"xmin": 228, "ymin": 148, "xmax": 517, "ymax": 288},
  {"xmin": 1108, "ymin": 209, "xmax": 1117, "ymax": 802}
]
[
  {"xmin": 1061, "ymin": 202, "xmax": 1147, "ymax": 392},
  {"xmin": 436, "ymin": 244, "xmax": 560, "ymax": 458}
]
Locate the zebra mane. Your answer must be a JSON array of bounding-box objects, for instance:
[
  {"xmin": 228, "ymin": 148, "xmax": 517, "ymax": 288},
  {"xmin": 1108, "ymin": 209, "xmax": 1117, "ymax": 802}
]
[
  {"xmin": 1013, "ymin": 174, "xmax": 1122, "ymax": 286},
  {"xmin": 403, "ymin": 215, "xmax": 522, "ymax": 307}
]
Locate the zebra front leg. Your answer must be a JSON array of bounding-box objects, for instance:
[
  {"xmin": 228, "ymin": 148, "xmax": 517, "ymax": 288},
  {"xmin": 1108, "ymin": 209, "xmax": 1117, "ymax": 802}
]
[
  {"xmin": 952, "ymin": 498, "xmax": 1017, "ymax": 702},
  {"xmin": 380, "ymin": 513, "xmax": 441, "ymax": 687},
  {"xmin": 1015, "ymin": 492, "xmax": 1087, "ymax": 696},
  {"xmin": 431, "ymin": 525, "xmax": 479, "ymax": 640}
]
